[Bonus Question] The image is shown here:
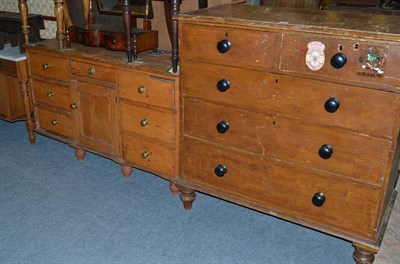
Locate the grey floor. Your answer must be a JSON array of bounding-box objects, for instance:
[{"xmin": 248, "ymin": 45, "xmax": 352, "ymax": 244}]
[{"xmin": 1, "ymin": 120, "xmax": 356, "ymax": 264}]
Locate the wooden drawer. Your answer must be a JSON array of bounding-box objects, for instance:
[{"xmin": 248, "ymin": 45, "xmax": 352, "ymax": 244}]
[
  {"xmin": 182, "ymin": 137, "xmax": 381, "ymax": 238},
  {"xmin": 69, "ymin": 60, "xmax": 116, "ymax": 83},
  {"xmin": 182, "ymin": 60, "xmax": 400, "ymax": 138},
  {"xmin": 28, "ymin": 51, "xmax": 68, "ymax": 81},
  {"xmin": 180, "ymin": 23, "xmax": 279, "ymax": 70},
  {"xmin": 118, "ymin": 70, "xmax": 175, "ymax": 110},
  {"xmin": 184, "ymin": 98, "xmax": 391, "ymax": 185},
  {"xmin": 280, "ymin": 33, "xmax": 400, "ymax": 88},
  {"xmin": 0, "ymin": 58, "xmax": 17, "ymax": 76},
  {"xmin": 35, "ymin": 107, "xmax": 73, "ymax": 138},
  {"xmin": 31, "ymin": 79, "xmax": 70, "ymax": 111},
  {"xmin": 122, "ymin": 133, "xmax": 175, "ymax": 177},
  {"xmin": 120, "ymin": 100, "xmax": 174, "ymax": 144}
]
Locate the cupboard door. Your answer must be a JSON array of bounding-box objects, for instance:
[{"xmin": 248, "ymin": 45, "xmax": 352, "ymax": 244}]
[{"xmin": 69, "ymin": 80, "xmax": 120, "ymax": 157}]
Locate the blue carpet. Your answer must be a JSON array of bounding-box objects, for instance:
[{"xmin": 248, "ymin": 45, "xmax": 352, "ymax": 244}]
[{"xmin": 0, "ymin": 120, "xmax": 354, "ymax": 264}]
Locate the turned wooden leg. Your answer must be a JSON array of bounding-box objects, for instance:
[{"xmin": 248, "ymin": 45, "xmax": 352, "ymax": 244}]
[
  {"xmin": 353, "ymin": 246, "xmax": 376, "ymax": 264},
  {"xmin": 169, "ymin": 181, "xmax": 180, "ymax": 196},
  {"xmin": 179, "ymin": 186, "xmax": 196, "ymax": 210},
  {"xmin": 75, "ymin": 149, "xmax": 86, "ymax": 160},
  {"xmin": 18, "ymin": 62, "xmax": 35, "ymax": 144},
  {"xmin": 121, "ymin": 165, "xmax": 133, "ymax": 177}
]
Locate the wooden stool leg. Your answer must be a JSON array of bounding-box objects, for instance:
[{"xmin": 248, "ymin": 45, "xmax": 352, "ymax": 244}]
[{"xmin": 353, "ymin": 246, "xmax": 375, "ymax": 264}]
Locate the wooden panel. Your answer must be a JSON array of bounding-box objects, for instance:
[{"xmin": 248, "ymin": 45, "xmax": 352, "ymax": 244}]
[
  {"xmin": 36, "ymin": 107, "xmax": 73, "ymax": 139},
  {"xmin": 180, "ymin": 23, "xmax": 280, "ymax": 70},
  {"xmin": 28, "ymin": 51, "xmax": 68, "ymax": 81},
  {"xmin": 0, "ymin": 69, "xmax": 25, "ymax": 120},
  {"xmin": 0, "ymin": 58, "xmax": 17, "ymax": 76},
  {"xmin": 118, "ymin": 69, "xmax": 175, "ymax": 110},
  {"xmin": 31, "ymin": 79, "xmax": 70, "ymax": 111},
  {"xmin": 280, "ymin": 33, "xmax": 400, "ymax": 88},
  {"xmin": 120, "ymin": 100, "xmax": 175, "ymax": 145},
  {"xmin": 122, "ymin": 133, "xmax": 175, "ymax": 178},
  {"xmin": 184, "ymin": 98, "xmax": 392, "ymax": 185},
  {"xmin": 70, "ymin": 80, "xmax": 120, "ymax": 157},
  {"xmin": 69, "ymin": 60, "xmax": 116, "ymax": 83},
  {"xmin": 182, "ymin": 136, "xmax": 381, "ymax": 238},
  {"xmin": 182, "ymin": 60, "xmax": 399, "ymax": 138}
]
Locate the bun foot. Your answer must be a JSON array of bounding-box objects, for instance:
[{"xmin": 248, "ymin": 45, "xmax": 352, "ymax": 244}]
[
  {"xmin": 121, "ymin": 165, "xmax": 133, "ymax": 177},
  {"xmin": 169, "ymin": 181, "xmax": 180, "ymax": 195},
  {"xmin": 353, "ymin": 246, "xmax": 375, "ymax": 264},
  {"xmin": 75, "ymin": 149, "xmax": 86, "ymax": 160},
  {"xmin": 179, "ymin": 186, "xmax": 196, "ymax": 210}
]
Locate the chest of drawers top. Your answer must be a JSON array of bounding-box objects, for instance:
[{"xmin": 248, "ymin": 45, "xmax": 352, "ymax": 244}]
[{"xmin": 179, "ymin": 3, "xmax": 400, "ymax": 91}]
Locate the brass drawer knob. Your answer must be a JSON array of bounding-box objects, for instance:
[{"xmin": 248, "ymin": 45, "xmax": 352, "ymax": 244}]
[
  {"xmin": 46, "ymin": 91, "xmax": 54, "ymax": 98},
  {"xmin": 70, "ymin": 103, "xmax": 78, "ymax": 110},
  {"xmin": 140, "ymin": 119, "xmax": 149, "ymax": 127},
  {"xmin": 88, "ymin": 67, "xmax": 96, "ymax": 75},
  {"xmin": 137, "ymin": 85, "xmax": 146, "ymax": 94},
  {"xmin": 42, "ymin": 63, "xmax": 50, "ymax": 70},
  {"xmin": 51, "ymin": 119, "xmax": 59, "ymax": 126},
  {"xmin": 312, "ymin": 192, "xmax": 326, "ymax": 207},
  {"xmin": 141, "ymin": 151, "xmax": 150, "ymax": 159}
]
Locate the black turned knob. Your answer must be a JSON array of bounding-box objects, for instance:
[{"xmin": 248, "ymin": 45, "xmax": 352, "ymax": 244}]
[
  {"xmin": 214, "ymin": 164, "xmax": 227, "ymax": 177},
  {"xmin": 216, "ymin": 121, "xmax": 230, "ymax": 134},
  {"xmin": 331, "ymin": 53, "xmax": 347, "ymax": 69},
  {"xmin": 312, "ymin": 192, "xmax": 326, "ymax": 207},
  {"xmin": 217, "ymin": 79, "xmax": 231, "ymax": 92},
  {"xmin": 217, "ymin": 39, "xmax": 231, "ymax": 53},
  {"xmin": 324, "ymin": 97, "xmax": 340, "ymax": 113},
  {"xmin": 112, "ymin": 39, "xmax": 118, "ymax": 45},
  {"xmin": 318, "ymin": 144, "xmax": 333, "ymax": 159}
]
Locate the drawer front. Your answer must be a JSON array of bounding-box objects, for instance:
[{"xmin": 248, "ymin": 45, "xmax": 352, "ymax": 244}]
[
  {"xmin": 184, "ymin": 98, "xmax": 391, "ymax": 185},
  {"xmin": 122, "ymin": 133, "xmax": 175, "ymax": 177},
  {"xmin": 120, "ymin": 101, "xmax": 174, "ymax": 144},
  {"xmin": 0, "ymin": 59, "xmax": 17, "ymax": 76},
  {"xmin": 182, "ymin": 60, "xmax": 399, "ymax": 137},
  {"xmin": 36, "ymin": 107, "xmax": 73, "ymax": 138},
  {"xmin": 180, "ymin": 23, "xmax": 279, "ymax": 70},
  {"xmin": 182, "ymin": 137, "xmax": 380, "ymax": 238},
  {"xmin": 29, "ymin": 52, "xmax": 68, "ymax": 81},
  {"xmin": 118, "ymin": 70, "xmax": 175, "ymax": 110},
  {"xmin": 69, "ymin": 60, "xmax": 116, "ymax": 83},
  {"xmin": 31, "ymin": 80, "xmax": 70, "ymax": 111},
  {"xmin": 280, "ymin": 33, "xmax": 400, "ymax": 88}
]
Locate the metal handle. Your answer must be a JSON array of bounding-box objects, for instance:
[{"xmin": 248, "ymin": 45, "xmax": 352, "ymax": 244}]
[
  {"xmin": 46, "ymin": 91, "xmax": 54, "ymax": 98},
  {"xmin": 51, "ymin": 119, "xmax": 59, "ymax": 126},
  {"xmin": 42, "ymin": 63, "xmax": 50, "ymax": 70},
  {"xmin": 138, "ymin": 85, "xmax": 146, "ymax": 94},
  {"xmin": 140, "ymin": 119, "xmax": 148, "ymax": 127},
  {"xmin": 70, "ymin": 103, "xmax": 78, "ymax": 110},
  {"xmin": 141, "ymin": 151, "xmax": 150, "ymax": 159},
  {"xmin": 88, "ymin": 67, "xmax": 96, "ymax": 75}
]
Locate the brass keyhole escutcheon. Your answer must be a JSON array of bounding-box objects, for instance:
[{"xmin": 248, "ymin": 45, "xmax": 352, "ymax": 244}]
[
  {"xmin": 138, "ymin": 85, "xmax": 146, "ymax": 94},
  {"xmin": 88, "ymin": 67, "xmax": 96, "ymax": 75},
  {"xmin": 141, "ymin": 151, "xmax": 150, "ymax": 159},
  {"xmin": 70, "ymin": 103, "xmax": 78, "ymax": 110},
  {"xmin": 51, "ymin": 119, "xmax": 59, "ymax": 126},
  {"xmin": 140, "ymin": 119, "xmax": 148, "ymax": 127},
  {"xmin": 42, "ymin": 63, "xmax": 50, "ymax": 70},
  {"xmin": 46, "ymin": 91, "xmax": 54, "ymax": 98}
]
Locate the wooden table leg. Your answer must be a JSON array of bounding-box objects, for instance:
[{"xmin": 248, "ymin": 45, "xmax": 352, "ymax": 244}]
[
  {"xmin": 54, "ymin": 0, "xmax": 65, "ymax": 50},
  {"xmin": 18, "ymin": 0, "xmax": 30, "ymax": 47}
]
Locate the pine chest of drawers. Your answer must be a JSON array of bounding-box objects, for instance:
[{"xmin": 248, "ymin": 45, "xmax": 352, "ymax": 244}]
[
  {"xmin": 176, "ymin": 4, "xmax": 400, "ymax": 263},
  {"xmin": 25, "ymin": 40, "xmax": 180, "ymax": 191}
]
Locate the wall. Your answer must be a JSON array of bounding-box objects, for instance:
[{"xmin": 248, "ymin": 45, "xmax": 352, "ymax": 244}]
[{"xmin": 0, "ymin": 0, "xmax": 231, "ymax": 50}]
